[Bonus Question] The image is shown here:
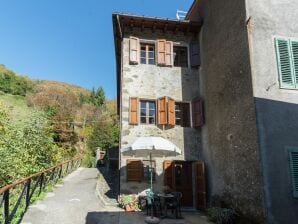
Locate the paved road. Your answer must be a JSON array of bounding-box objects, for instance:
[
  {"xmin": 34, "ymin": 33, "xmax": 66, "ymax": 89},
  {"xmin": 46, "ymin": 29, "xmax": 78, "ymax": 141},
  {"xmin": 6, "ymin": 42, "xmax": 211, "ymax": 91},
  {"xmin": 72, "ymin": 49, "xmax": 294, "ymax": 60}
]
[
  {"xmin": 21, "ymin": 168, "xmax": 210, "ymax": 224},
  {"xmin": 21, "ymin": 168, "xmax": 120, "ymax": 224}
]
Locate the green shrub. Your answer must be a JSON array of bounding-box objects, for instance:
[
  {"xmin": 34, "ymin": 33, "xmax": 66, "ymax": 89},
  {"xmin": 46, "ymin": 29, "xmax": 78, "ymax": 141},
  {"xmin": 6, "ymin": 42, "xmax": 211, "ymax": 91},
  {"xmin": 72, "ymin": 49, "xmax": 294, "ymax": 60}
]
[
  {"xmin": 0, "ymin": 65, "xmax": 34, "ymax": 96},
  {"xmin": 207, "ymin": 207, "xmax": 236, "ymax": 224},
  {"xmin": 82, "ymin": 152, "xmax": 95, "ymax": 168}
]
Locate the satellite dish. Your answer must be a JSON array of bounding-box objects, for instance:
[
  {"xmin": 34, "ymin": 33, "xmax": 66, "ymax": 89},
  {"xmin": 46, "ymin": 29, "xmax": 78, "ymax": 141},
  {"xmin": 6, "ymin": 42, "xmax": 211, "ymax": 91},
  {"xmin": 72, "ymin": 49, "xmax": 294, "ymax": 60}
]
[{"xmin": 176, "ymin": 10, "xmax": 187, "ymax": 20}]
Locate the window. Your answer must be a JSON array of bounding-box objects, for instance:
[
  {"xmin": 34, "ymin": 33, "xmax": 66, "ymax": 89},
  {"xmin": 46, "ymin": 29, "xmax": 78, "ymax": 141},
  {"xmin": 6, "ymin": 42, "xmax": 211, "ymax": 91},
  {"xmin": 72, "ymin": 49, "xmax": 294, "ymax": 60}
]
[
  {"xmin": 173, "ymin": 46, "xmax": 188, "ymax": 67},
  {"xmin": 143, "ymin": 160, "xmax": 156, "ymax": 182},
  {"xmin": 140, "ymin": 100, "xmax": 156, "ymax": 124},
  {"xmin": 140, "ymin": 44, "xmax": 155, "ymax": 65},
  {"xmin": 275, "ymin": 37, "xmax": 298, "ymax": 89},
  {"xmin": 288, "ymin": 148, "xmax": 298, "ymax": 198},
  {"xmin": 175, "ymin": 102, "xmax": 190, "ymax": 127}
]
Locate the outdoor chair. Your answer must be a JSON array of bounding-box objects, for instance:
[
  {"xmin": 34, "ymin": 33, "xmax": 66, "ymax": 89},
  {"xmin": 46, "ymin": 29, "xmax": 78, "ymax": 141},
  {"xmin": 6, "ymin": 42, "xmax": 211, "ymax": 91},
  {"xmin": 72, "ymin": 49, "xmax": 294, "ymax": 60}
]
[
  {"xmin": 146, "ymin": 194, "xmax": 162, "ymax": 217},
  {"xmin": 165, "ymin": 191, "xmax": 182, "ymax": 218}
]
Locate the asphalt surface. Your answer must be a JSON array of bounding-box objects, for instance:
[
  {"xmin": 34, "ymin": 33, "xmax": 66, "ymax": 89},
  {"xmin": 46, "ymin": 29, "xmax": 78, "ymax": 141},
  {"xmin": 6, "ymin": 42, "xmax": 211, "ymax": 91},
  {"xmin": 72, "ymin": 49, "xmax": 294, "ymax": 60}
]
[{"xmin": 21, "ymin": 168, "xmax": 119, "ymax": 224}]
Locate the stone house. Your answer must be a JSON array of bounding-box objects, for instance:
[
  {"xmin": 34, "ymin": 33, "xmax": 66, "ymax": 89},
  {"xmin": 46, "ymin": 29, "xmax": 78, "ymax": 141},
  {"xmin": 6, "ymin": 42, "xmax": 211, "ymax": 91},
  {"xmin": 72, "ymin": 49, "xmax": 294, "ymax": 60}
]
[
  {"xmin": 113, "ymin": 0, "xmax": 298, "ymax": 222},
  {"xmin": 185, "ymin": 0, "xmax": 298, "ymax": 223},
  {"xmin": 112, "ymin": 13, "xmax": 206, "ymax": 209}
]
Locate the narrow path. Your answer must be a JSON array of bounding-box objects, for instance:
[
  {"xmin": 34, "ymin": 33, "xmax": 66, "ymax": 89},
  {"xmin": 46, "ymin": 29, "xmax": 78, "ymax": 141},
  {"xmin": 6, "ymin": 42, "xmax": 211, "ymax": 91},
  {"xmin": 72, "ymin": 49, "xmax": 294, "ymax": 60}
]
[{"xmin": 21, "ymin": 168, "xmax": 118, "ymax": 224}]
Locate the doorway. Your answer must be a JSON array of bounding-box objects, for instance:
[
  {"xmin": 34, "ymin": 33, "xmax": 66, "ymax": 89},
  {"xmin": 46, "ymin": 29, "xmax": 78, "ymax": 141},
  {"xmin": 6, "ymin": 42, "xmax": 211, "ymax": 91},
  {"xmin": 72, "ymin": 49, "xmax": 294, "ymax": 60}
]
[{"xmin": 164, "ymin": 160, "xmax": 193, "ymax": 207}]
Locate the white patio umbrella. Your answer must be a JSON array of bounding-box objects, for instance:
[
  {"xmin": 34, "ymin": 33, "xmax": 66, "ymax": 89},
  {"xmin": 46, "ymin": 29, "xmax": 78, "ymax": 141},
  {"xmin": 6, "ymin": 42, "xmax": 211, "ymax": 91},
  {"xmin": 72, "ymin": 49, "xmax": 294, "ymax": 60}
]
[{"xmin": 121, "ymin": 137, "xmax": 182, "ymax": 223}]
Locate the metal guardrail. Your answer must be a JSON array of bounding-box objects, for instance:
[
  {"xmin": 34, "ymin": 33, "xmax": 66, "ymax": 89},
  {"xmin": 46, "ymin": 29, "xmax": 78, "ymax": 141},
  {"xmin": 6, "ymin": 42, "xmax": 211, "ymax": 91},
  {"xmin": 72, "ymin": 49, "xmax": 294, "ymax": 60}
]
[{"xmin": 0, "ymin": 157, "xmax": 82, "ymax": 224}]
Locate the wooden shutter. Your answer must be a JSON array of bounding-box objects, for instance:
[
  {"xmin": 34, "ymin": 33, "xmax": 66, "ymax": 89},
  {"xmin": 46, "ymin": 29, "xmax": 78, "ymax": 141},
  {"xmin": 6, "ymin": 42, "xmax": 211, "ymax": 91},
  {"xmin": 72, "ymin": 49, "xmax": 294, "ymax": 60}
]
[
  {"xmin": 190, "ymin": 43, "xmax": 200, "ymax": 67},
  {"xmin": 275, "ymin": 38, "xmax": 295, "ymax": 88},
  {"xmin": 288, "ymin": 148, "xmax": 298, "ymax": 198},
  {"xmin": 165, "ymin": 41, "xmax": 173, "ymax": 66},
  {"xmin": 290, "ymin": 40, "xmax": 298, "ymax": 86},
  {"xmin": 181, "ymin": 103, "xmax": 190, "ymax": 127},
  {"xmin": 129, "ymin": 97, "xmax": 138, "ymax": 125},
  {"xmin": 192, "ymin": 98, "xmax": 204, "ymax": 128},
  {"xmin": 195, "ymin": 161, "xmax": 206, "ymax": 210},
  {"xmin": 126, "ymin": 159, "xmax": 143, "ymax": 181},
  {"xmin": 167, "ymin": 97, "xmax": 175, "ymax": 126},
  {"xmin": 129, "ymin": 37, "xmax": 139, "ymax": 64},
  {"xmin": 157, "ymin": 39, "xmax": 166, "ymax": 65},
  {"xmin": 158, "ymin": 97, "xmax": 167, "ymax": 125},
  {"xmin": 163, "ymin": 160, "xmax": 174, "ymax": 189}
]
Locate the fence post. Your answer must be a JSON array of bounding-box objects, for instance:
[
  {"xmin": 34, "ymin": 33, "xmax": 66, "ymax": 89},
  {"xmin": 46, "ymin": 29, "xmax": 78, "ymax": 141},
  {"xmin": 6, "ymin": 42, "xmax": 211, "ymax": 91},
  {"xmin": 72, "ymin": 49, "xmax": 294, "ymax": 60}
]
[
  {"xmin": 59, "ymin": 165, "xmax": 63, "ymax": 179},
  {"xmin": 4, "ymin": 190, "xmax": 9, "ymax": 224},
  {"xmin": 25, "ymin": 179, "xmax": 31, "ymax": 209},
  {"xmin": 39, "ymin": 173, "xmax": 44, "ymax": 195}
]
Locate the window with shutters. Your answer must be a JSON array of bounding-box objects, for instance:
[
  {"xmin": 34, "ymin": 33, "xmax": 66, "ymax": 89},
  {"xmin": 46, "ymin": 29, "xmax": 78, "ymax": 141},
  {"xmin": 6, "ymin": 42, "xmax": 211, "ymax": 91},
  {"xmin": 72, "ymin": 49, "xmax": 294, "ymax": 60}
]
[
  {"xmin": 140, "ymin": 44, "xmax": 155, "ymax": 65},
  {"xmin": 140, "ymin": 100, "xmax": 156, "ymax": 124},
  {"xmin": 275, "ymin": 37, "xmax": 298, "ymax": 89},
  {"xmin": 126, "ymin": 159, "xmax": 143, "ymax": 182},
  {"xmin": 175, "ymin": 102, "xmax": 190, "ymax": 127},
  {"xmin": 174, "ymin": 46, "xmax": 188, "ymax": 67},
  {"xmin": 288, "ymin": 148, "xmax": 298, "ymax": 198}
]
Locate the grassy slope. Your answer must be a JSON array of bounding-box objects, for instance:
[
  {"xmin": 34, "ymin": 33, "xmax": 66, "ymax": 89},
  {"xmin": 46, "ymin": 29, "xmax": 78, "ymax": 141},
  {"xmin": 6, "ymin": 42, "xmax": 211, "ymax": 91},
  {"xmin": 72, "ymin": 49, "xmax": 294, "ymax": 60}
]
[{"xmin": 0, "ymin": 93, "xmax": 33, "ymax": 123}]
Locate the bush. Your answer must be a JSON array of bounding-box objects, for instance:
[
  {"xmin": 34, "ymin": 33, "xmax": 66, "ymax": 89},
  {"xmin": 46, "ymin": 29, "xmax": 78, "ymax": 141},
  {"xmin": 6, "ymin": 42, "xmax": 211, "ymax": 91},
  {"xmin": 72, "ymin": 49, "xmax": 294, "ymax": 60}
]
[
  {"xmin": 82, "ymin": 152, "xmax": 96, "ymax": 168},
  {"xmin": 207, "ymin": 207, "xmax": 236, "ymax": 224},
  {"xmin": 0, "ymin": 65, "xmax": 34, "ymax": 96},
  {"xmin": 0, "ymin": 102, "xmax": 62, "ymax": 187}
]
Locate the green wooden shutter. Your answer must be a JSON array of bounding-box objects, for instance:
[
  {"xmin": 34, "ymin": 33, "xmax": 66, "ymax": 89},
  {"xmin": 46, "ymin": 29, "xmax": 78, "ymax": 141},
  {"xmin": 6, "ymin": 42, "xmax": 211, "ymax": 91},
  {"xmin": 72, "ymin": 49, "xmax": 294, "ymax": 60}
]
[
  {"xmin": 290, "ymin": 40, "xmax": 298, "ymax": 86},
  {"xmin": 275, "ymin": 38, "xmax": 295, "ymax": 88},
  {"xmin": 288, "ymin": 148, "xmax": 298, "ymax": 198}
]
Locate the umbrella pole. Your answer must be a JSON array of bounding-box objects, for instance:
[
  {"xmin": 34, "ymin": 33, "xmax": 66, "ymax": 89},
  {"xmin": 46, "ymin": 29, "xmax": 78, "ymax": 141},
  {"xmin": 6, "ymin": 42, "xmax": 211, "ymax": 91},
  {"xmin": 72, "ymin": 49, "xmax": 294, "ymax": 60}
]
[{"xmin": 150, "ymin": 152, "xmax": 153, "ymax": 218}]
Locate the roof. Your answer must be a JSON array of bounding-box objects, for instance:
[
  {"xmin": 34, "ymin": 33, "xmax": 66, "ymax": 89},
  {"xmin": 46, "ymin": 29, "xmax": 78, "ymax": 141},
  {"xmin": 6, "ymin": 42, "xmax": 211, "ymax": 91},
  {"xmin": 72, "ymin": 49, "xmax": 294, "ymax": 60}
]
[
  {"xmin": 185, "ymin": 0, "xmax": 203, "ymax": 21},
  {"xmin": 112, "ymin": 12, "xmax": 201, "ymax": 39}
]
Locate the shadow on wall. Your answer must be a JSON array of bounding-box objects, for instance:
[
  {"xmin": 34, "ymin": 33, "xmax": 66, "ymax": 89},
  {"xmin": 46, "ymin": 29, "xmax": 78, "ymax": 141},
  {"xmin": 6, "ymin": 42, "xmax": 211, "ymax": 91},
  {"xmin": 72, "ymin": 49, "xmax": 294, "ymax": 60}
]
[
  {"xmin": 118, "ymin": 161, "xmax": 166, "ymax": 195},
  {"xmin": 255, "ymin": 97, "xmax": 298, "ymax": 224},
  {"xmin": 118, "ymin": 160, "xmax": 197, "ymax": 208}
]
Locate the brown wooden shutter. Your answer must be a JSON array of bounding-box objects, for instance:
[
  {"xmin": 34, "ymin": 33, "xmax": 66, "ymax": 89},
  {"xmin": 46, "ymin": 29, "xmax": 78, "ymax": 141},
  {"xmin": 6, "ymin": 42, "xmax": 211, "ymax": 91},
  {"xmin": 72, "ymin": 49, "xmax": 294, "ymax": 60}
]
[
  {"xmin": 165, "ymin": 41, "xmax": 173, "ymax": 66},
  {"xmin": 129, "ymin": 97, "xmax": 139, "ymax": 125},
  {"xmin": 192, "ymin": 98, "xmax": 204, "ymax": 128},
  {"xmin": 167, "ymin": 97, "xmax": 175, "ymax": 126},
  {"xmin": 157, "ymin": 39, "xmax": 166, "ymax": 65},
  {"xmin": 157, "ymin": 97, "xmax": 167, "ymax": 125},
  {"xmin": 163, "ymin": 160, "xmax": 174, "ymax": 189},
  {"xmin": 126, "ymin": 159, "xmax": 143, "ymax": 181},
  {"xmin": 190, "ymin": 43, "xmax": 200, "ymax": 67},
  {"xmin": 129, "ymin": 37, "xmax": 139, "ymax": 64},
  {"xmin": 195, "ymin": 161, "xmax": 206, "ymax": 210}
]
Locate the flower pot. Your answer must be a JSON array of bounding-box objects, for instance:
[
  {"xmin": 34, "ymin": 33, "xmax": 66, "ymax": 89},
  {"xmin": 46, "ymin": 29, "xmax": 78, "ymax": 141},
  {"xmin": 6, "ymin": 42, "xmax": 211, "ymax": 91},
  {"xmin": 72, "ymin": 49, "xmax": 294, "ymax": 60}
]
[{"xmin": 125, "ymin": 204, "xmax": 135, "ymax": 212}]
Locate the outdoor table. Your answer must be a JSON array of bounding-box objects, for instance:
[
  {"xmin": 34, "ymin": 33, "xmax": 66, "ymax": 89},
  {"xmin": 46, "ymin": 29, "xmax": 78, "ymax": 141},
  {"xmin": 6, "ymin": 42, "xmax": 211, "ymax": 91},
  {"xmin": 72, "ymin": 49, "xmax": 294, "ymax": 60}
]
[{"xmin": 157, "ymin": 193, "xmax": 175, "ymax": 218}]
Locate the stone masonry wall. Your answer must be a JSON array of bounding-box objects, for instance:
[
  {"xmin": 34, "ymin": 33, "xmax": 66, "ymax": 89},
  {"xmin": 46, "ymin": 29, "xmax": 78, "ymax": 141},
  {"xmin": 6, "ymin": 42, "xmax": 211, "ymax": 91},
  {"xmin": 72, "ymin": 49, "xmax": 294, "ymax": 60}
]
[
  {"xmin": 119, "ymin": 28, "xmax": 201, "ymax": 196},
  {"xmin": 198, "ymin": 0, "xmax": 265, "ymax": 222}
]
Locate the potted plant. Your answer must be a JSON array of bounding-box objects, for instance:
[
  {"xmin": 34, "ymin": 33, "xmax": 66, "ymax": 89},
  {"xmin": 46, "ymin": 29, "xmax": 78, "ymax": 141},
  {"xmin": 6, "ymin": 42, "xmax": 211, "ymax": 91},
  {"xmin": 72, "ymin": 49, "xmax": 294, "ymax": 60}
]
[{"xmin": 118, "ymin": 194, "xmax": 140, "ymax": 212}]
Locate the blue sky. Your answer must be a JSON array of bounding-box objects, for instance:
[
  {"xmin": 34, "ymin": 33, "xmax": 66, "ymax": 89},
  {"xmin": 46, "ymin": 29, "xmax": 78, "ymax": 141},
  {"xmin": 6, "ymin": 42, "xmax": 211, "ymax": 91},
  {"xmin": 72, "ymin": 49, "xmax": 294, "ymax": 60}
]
[{"xmin": 0, "ymin": 0, "xmax": 193, "ymax": 99}]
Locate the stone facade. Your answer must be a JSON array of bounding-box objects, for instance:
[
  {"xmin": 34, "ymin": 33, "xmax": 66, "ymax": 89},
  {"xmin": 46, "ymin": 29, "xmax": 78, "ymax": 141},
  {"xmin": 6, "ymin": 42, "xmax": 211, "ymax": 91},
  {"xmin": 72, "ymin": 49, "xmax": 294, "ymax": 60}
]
[{"xmin": 119, "ymin": 29, "xmax": 201, "ymax": 196}]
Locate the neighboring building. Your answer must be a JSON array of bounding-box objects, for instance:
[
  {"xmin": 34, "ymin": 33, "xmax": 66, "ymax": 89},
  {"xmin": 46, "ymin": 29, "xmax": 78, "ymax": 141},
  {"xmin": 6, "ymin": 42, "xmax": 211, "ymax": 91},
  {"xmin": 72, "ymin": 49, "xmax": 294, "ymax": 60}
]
[
  {"xmin": 113, "ymin": 0, "xmax": 298, "ymax": 222},
  {"xmin": 186, "ymin": 0, "xmax": 298, "ymax": 223},
  {"xmin": 112, "ymin": 13, "xmax": 205, "ymax": 209}
]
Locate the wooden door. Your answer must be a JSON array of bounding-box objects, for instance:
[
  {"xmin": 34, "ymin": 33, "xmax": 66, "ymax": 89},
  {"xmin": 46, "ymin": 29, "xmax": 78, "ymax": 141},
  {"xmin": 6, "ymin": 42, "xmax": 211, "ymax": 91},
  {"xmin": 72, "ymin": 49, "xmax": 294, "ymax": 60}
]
[
  {"xmin": 163, "ymin": 161, "xmax": 194, "ymax": 207},
  {"xmin": 174, "ymin": 161, "xmax": 193, "ymax": 207},
  {"xmin": 195, "ymin": 161, "xmax": 206, "ymax": 210}
]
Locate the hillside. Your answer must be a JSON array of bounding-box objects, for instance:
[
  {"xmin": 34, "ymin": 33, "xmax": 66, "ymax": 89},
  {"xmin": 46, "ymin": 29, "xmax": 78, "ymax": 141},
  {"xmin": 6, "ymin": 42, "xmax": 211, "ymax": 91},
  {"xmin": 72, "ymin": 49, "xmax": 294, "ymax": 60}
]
[
  {"xmin": 0, "ymin": 64, "xmax": 118, "ymax": 171},
  {"xmin": 0, "ymin": 93, "xmax": 33, "ymax": 124}
]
